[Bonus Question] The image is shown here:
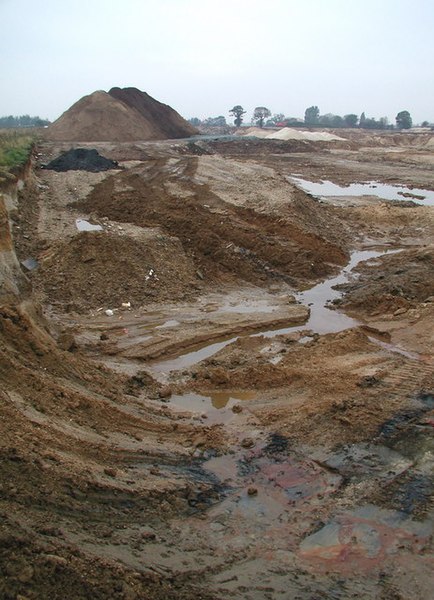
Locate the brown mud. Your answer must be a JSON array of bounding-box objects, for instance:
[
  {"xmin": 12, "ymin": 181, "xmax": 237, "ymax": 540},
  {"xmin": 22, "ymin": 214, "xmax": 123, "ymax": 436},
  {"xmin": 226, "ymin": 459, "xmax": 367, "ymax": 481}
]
[{"xmin": 1, "ymin": 130, "xmax": 433, "ymax": 599}]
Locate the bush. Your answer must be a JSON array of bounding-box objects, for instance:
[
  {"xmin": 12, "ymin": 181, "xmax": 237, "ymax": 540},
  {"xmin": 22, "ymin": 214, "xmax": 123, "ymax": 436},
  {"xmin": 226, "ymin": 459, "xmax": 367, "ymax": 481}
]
[{"xmin": 0, "ymin": 131, "xmax": 35, "ymax": 179}]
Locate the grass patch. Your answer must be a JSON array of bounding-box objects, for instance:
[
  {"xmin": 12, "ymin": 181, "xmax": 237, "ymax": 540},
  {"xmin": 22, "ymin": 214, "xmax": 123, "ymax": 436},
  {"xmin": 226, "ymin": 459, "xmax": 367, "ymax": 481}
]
[{"xmin": 0, "ymin": 130, "xmax": 36, "ymax": 182}]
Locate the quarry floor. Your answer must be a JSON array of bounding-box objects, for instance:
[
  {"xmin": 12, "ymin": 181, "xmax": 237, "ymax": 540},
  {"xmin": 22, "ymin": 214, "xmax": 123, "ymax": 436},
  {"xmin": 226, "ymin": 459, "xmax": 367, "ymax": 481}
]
[{"xmin": 1, "ymin": 133, "xmax": 434, "ymax": 599}]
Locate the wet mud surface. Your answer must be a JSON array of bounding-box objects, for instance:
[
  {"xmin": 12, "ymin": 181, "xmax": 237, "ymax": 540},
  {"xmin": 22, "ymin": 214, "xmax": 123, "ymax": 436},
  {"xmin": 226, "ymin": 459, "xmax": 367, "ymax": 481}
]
[{"xmin": 1, "ymin": 131, "xmax": 433, "ymax": 598}]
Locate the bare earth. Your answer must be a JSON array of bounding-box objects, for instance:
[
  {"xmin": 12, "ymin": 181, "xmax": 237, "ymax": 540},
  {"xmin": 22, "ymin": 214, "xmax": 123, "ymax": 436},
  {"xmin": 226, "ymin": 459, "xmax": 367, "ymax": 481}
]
[{"xmin": 1, "ymin": 129, "xmax": 433, "ymax": 599}]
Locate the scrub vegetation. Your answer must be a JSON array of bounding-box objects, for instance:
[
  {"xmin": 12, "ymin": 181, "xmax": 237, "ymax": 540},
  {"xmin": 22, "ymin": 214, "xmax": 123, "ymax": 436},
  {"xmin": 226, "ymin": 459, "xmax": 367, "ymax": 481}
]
[{"xmin": 0, "ymin": 130, "xmax": 35, "ymax": 181}]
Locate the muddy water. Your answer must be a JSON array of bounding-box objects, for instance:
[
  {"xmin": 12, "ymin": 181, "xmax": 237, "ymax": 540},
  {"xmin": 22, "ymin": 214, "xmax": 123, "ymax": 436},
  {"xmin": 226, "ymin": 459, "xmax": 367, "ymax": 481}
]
[
  {"xmin": 171, "ymin": 390, "xmax": 255, "ymax": 411},
  {"xmin": 75, "ymin": 218, "xmax": 103, "ymax": 231},
  {"xmin": 196, "ymin": 411, "xmax": 434, "ymax": 593},
  {"xmin": 290, "ymin": 177, "xmax": 434, "ymax": 205},
  {"xmin": 261, "ymin": 249, "xmax": 399, "ymax": 338},
  {"xmin": 151, "ymin": 249, "xmax": 398, "ymax": 383},
  {"xmin": 147, "ymin": 248, "xmax": 404, "ymax": 416},
  {"xmin": 151, "ymin": 337, "xmax": 238, "ymax": 374}
]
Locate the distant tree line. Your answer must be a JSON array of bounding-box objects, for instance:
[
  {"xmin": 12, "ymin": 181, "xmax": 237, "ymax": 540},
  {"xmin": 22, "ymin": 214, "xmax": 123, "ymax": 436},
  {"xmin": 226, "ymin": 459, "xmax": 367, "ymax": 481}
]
[
  {"xmin": 0, "ymin": 115, "xmax": 51, "ymax": 129},
  {"xmin": 190, "ymin": 106, "xmax": 419, "ymax": 131},
  {"xmin": 302, "ymin": 106, "xmax": 413, "ymax": 129}
]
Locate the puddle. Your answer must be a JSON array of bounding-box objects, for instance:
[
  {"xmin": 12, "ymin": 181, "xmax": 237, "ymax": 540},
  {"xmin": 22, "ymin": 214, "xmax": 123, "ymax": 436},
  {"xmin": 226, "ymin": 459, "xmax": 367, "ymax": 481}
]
[
  {"xmin": 299, "ymin": 504, "xmax": 432, "ymax": 570},
  {"xmin": 155, "ymin": 319, "xmax": 180, "ymax": 329},
  {"xmin": 170, "ymin": 390, "xmax": 255, "ymax": 411},
  {"xmin": 152, "ymin": 337, "xmax": 238, "ymax": 374},
  {"xmin": 367, "ymin": 337, "xmax": 421, "ymax": 361},
  {"xmin": 260, "ymin": 249, "xmax": 399, "ymax": 337},
  {"xmin": 203, "ymin": 435, "xmax": 342, "ymax": 535},
  {"xmin": 290, "ymin": 177, "xmax": 434, "ymax": 206},
  {"xmin": 76, "ymin": 218, "xmax": 103, "ymax": 232},
  {"xmin": 219, "ymin": 302, "xmax": 277, "ymax": 314}
]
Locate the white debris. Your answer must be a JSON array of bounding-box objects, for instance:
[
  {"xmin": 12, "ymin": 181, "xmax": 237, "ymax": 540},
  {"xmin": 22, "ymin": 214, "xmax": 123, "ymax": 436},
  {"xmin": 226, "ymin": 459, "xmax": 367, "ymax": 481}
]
[
  {"xmin": 145, "ymin": 268, "xmax": 159, "ymax": 282},
  {"xmin": 105, "ymin": 309, "xmax": 114, "ymax": 317}
]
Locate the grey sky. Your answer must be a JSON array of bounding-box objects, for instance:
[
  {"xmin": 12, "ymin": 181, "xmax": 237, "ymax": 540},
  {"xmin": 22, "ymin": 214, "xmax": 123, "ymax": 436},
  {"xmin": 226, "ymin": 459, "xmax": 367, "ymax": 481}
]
[{"xmin": 1, "ymin": 0, "xmax": 433, "ymax": 124}]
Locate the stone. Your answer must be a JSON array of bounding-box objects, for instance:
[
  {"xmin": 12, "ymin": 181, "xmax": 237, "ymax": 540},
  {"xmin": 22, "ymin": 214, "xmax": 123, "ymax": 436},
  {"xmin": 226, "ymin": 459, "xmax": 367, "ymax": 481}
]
[
  {"xmin": 104, "ymin": 467, "xmax": 117, "ymax": 478},
  {"xmin": 57, "ymin": 331, "xmax": 77, "ymax": 352},
  {"xmin": 17, "ymin": 564, "xmax": 34, "ymax": 583},
  {"xmin": 158, "ymin": 386, "xmax": 172, "ymax": 399},
  {"xmin": 209, "ymin": 367, "xmax": 229, "ymax": 385}
]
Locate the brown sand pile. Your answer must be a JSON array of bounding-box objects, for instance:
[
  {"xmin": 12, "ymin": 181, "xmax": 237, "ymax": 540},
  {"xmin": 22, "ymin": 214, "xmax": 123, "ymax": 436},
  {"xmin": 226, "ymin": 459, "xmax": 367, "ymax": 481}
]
[{"xmin": 46, "ymin": 87, "xmax": 198, "ymax": 142}]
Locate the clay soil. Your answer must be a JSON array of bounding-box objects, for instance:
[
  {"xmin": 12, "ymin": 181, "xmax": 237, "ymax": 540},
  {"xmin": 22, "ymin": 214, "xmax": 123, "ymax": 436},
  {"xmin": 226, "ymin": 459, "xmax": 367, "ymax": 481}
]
[{"xmin": 1, "ymin": 130, "xmax": 434, "ymax": 599}]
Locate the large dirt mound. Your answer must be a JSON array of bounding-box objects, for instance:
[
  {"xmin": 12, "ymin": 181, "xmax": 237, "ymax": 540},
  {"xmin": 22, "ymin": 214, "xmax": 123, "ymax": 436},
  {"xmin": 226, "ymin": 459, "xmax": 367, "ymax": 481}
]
[
  {"xmin": 44, "ymin": 148, "xmax": 119, "ymax": 172},
  {"xmin": 108, "ymin": 87, "xmax": 197, "ymax": 141},
  {"xmin": 45, "ymin": 87, "xmax": 198, "ymax": 142}
]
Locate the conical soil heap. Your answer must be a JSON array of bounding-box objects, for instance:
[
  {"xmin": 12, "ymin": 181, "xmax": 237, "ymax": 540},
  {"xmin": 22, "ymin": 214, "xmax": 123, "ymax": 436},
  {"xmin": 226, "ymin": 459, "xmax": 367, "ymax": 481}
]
[{"xmin": 46, "ymin": 87, "xmax": 198, "ymax": 142}]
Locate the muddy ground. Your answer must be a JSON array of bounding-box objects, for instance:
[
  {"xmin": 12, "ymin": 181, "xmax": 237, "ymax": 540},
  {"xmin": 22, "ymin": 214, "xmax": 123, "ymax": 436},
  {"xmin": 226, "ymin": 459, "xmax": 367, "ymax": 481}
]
[{"xmin": 1, "ymin": 130, "xmax": 433, "ymax": 599}]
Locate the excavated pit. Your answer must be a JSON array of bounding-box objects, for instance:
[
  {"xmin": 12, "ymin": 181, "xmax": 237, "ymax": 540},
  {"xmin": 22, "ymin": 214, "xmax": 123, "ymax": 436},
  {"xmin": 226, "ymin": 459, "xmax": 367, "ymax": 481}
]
[{"xmin": 1, "ymin": 131, "xmax": 433, "ymax": 599}]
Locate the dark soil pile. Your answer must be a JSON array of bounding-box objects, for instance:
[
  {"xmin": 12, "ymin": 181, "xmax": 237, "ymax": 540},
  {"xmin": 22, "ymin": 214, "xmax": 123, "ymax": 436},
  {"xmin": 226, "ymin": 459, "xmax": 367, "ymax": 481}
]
[
  {"xmin": 35, "ymin": 230, "xmax": 198, "ymax": 312},
  {"xmin": 44, "ymin": 148, "xmax": 119, "ymax": 172},
  {"xmin": 108, "ymin": 87, "xmax": 197, "ymax": 141},
  {"xmin": 45, "ymin": 87, "xmax": 198, "ymax": 142}
]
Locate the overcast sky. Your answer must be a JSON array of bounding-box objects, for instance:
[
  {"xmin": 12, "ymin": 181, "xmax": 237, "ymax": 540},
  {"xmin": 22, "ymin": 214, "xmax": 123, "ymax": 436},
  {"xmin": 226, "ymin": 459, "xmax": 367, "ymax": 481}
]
[{"xmin": 1, "ymin": 0, "xmax": 433, "ymax": 124}]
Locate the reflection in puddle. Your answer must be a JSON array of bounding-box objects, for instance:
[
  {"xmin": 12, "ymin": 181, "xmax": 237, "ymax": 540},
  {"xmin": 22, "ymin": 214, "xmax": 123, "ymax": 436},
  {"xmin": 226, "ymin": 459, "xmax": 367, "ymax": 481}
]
[
  {"xmin": 290, "ymin": 177, "xmax": 434, "ymax": 206},
  {"xmin": 76, "ymin": 218, "xmax": 103, "ymax": 231}
]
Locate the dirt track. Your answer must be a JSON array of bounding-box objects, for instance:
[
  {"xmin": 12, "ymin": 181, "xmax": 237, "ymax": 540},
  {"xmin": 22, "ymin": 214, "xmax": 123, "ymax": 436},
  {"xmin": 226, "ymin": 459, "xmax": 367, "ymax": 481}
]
[{"xmin": 1, "ymin": 130, "xmax": 433, "ymax": 599}]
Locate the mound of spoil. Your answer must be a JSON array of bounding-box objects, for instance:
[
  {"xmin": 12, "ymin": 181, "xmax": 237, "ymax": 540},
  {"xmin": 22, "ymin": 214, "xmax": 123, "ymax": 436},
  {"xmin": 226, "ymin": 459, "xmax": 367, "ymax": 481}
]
[
  {"xmin": 34, "ymin": 228, "xmax": 198, "ymax": 312},
  {"xmin": 76, "ymin": 162, "xmax": 348, "ymax": 288},
  {"xmin": 339, "ymin": 246, "xmax": 434, "ymax": 313},
  {"xmin": 45, "ymin": 87, "xmax": 198, "ymax": 142},
  {"xmin": 44, "ymin": 148, "xmax": 119, "ymax": 172}
]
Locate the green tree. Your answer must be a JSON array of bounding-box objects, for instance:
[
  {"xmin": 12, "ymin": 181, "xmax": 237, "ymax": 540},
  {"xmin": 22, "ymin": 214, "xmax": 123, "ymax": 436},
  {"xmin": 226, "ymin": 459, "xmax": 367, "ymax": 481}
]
[
  {"xmin": 188, "ymin": 117, "xmax": 202, "ymax": 126},
  {"xmin": 396, "ymin": 110, "xmax": 412, "ymax": 129},
  {"xmin": 318, "ymin": 113, "xmax": 333, "ymax": 127},
  {"xmin": 285, "ymin": 117, "xmax": 304, "ymax": 127},
  {"xmin": 359, "ymin": 112, "xmax": 366, "ymax": 128},
  {"xmin": 205, "ymin": 115, "xmax": 227, "ymax": 126},
  {"xmin": 229, "ymin": 105, "xmax": 246, "ymax": 127},
  {"xmin": 318, "ymin": 113, "xmax": 344, "ymax": 127},
  {"xmin": 344, "ymin": 114, "xmax": 358, "ymax": 128},
  {"xmin": 252, "ymin": 106, "xmax": 271, "ymax": 128},
  {"xmin": 304, "ymin": 106, "xmax": 319, "ymax": 125}
]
